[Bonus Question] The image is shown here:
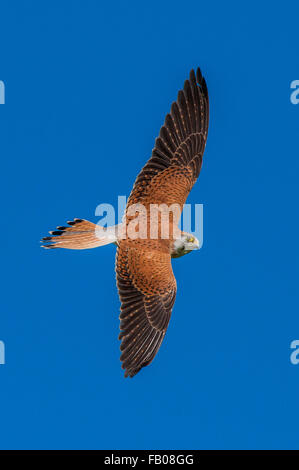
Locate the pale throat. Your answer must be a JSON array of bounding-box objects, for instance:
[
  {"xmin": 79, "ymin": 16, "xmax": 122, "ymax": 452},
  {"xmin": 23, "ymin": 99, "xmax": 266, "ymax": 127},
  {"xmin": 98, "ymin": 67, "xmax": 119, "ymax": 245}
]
[{"xmin": 171, "ymin": 233, "xmax": 200, "ymax": 258}]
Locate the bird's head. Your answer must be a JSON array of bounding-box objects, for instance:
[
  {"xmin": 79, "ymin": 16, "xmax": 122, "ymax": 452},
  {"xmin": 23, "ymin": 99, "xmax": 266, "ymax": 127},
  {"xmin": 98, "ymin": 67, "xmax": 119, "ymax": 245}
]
[{"xmin": 171, "ymin": 232, "xmax": 200, "ymax": 258}]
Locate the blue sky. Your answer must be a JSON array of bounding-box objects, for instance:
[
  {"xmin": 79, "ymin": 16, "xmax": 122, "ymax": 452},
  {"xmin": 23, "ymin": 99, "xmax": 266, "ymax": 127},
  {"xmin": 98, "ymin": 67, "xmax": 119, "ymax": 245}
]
[{"xmin": 0, "ymin": 0, "xmax": 298, "ymax": 450}]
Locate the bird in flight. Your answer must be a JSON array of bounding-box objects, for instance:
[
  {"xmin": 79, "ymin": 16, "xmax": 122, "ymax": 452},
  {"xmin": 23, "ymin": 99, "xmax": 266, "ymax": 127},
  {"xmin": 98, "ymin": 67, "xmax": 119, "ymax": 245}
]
[{"xmin": 41, "ymin": 68, "xmax": 209, "ymax": 377}]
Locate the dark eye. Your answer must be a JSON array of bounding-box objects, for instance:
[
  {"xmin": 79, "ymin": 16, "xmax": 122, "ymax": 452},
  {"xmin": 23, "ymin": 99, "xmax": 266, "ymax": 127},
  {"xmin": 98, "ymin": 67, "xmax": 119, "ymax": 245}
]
[{"xmin": 188, "ymin": 237, "xmax": 194, "ymax": 243}]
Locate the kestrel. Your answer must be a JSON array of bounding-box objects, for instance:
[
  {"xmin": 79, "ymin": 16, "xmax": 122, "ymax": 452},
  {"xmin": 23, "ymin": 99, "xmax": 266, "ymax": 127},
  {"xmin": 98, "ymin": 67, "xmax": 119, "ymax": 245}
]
[{"xmin": 41, "ymin": 68, "xmax": 209, "ymax": 377}]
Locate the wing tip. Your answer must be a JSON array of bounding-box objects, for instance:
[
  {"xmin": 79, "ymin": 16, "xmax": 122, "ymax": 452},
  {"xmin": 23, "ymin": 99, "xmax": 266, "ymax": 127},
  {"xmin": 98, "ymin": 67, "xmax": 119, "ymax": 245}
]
[
  {"xmin": 123, "ymin": 365, "xmax": 142, "ymax": 378},
  {"xmin": 189, "ymin": 66, "xmax": 208, "ymax": 98}
]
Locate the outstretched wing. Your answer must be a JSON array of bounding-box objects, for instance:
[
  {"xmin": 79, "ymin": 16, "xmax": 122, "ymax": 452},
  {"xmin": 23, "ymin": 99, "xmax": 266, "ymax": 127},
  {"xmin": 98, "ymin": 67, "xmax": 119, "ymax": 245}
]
[
  {"xmin": 127, "ymin": 67, "xmax": 209, "ymax": 210},
  {"xmin": 116, "ymin": 243, "xmax": 176, "ymax": 377},
  {"xmin": 116, "ymin": 68, "xmax": 208, "ymax": 377}
]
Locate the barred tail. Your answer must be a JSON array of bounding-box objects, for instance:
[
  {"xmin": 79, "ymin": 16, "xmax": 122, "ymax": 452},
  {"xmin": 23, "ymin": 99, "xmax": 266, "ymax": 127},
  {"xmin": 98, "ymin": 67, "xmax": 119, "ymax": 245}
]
[{"xmin": 41, "ymin": 218, "xmax": 119, "ymax": 250}]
